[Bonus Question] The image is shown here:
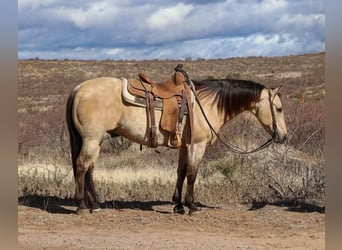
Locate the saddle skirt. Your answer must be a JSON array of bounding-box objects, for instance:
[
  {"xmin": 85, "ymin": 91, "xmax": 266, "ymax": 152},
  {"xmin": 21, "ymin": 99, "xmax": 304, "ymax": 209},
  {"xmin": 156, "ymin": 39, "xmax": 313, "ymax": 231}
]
[
  {"xmin": 121, "ymin": 75, "xmax": 194, "ymax": 148},
  {"xmin": 122, "ymin": 77, "xmax": 163, "ymax": 110}
]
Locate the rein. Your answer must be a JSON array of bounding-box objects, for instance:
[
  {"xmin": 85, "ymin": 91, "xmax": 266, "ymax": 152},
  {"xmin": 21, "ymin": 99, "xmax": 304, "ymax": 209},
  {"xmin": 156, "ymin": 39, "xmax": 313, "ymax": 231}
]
[
  {"xmin": 177, "ymin": 67, "xmax": 276, "ymax": 154},
  {"xmin": 192, "ymin": 85, "xmax": 274, "ymax": 154}
]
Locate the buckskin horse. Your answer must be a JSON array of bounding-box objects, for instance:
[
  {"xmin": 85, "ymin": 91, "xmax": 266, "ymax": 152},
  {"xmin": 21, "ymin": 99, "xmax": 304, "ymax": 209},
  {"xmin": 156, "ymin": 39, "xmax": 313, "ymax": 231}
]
[{"xmin": 66, "ymin": 66, "xmax": 287, "ymax": 215}]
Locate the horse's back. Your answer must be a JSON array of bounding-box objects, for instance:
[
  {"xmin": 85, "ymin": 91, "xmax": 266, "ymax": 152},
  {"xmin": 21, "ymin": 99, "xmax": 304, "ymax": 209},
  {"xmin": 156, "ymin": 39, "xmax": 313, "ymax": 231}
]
[
  {"xmin": 74, "ymin": 77, "xmax": 122, "ymax": 94},
  {"xmin": 71, "ymin": 77, "xmax": 123, "ymax": 139}
]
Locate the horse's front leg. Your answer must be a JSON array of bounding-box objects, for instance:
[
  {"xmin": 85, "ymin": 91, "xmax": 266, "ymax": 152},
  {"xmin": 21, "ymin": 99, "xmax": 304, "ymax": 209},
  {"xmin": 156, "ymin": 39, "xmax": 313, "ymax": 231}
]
[
  {"xmin": 172, "ymin": 146, "xmax": 188, "ymax": 214},
  {"xmin": 184, "ymin": 142, "xmax": 206, "ymax": 214}
]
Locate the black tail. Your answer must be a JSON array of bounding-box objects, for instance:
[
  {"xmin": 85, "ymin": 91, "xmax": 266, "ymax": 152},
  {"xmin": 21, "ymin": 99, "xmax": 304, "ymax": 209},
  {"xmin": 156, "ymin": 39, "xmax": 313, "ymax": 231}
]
[{"xmin": 66, "ymin": 91, "xmax": 82, "ymax": 180}]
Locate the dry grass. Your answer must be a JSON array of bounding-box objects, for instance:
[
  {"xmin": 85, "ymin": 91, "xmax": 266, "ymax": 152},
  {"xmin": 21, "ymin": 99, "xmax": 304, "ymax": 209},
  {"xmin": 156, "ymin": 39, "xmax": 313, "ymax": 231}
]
[
  {"xmin": 18, "ymin": 141, "xmax": 324, "ymax": 207},
  {"xmin": 18, "ymin": 52, "xmax": 325, "ymax": 208}
]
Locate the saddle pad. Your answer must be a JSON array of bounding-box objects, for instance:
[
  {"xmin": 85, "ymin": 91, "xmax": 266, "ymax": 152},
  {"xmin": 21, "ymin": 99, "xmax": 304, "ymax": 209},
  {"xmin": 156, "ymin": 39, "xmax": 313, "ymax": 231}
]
[{"xmin": 121, "ymin": 78, "xmax": 163, "ymax": 110}]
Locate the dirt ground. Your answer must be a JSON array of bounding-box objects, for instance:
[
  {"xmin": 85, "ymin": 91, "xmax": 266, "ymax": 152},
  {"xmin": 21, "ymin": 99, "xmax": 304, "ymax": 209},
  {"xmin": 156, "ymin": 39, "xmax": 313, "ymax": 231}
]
[{"xmin": 18, "ymin": 201, "xmax": 325, "ymax": 250}]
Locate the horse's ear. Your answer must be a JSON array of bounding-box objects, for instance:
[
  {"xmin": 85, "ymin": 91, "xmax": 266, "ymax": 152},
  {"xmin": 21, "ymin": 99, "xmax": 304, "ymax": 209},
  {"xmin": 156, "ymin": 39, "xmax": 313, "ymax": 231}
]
[{"xmin": 270, "ymin": 86, "xmax": 282, "ymax": 95}]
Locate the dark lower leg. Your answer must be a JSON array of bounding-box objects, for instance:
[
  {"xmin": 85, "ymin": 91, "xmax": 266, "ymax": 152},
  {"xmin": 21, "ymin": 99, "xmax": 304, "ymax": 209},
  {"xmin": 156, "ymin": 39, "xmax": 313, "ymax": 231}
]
[
  {"xmin": 172, "ymin": 147, "xmax": 187, "ymax": 214},
  {"xmin": 74, "ymin": 140, "xmax": 101, "ymax": 214},
  {"xmin": 75, "ymin": 168, "xmax": 87, "ymax": 211},
  {"xmin": 172, "ymin": 166, "xmax": 186, "ymax": 204},
  {"xmin": 172, "ymin": 166, "xmax": 187, "ymax": 214},
  {"xmin": 85, "ymin": 166, "xmax": 100, "ymax": 210},
  {"xmin": 185, "ymin": 170, "xmax": 199, "ymax": 214}
]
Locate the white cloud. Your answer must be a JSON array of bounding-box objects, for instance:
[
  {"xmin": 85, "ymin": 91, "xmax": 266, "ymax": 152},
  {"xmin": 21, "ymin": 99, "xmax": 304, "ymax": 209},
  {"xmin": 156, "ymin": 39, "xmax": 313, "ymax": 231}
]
[
  {"xmin": 43, "ymin": 2, "xmax": 119, "ymax": 30},
  {"xmin": 18, "ymin": 0, "xmax": 325, "ymax": 60},
  {"xmin": 277, "ymin": 13, "xmax": 325, "ymax": 29},
  {"xmin": 147, "ymin": 3, "xmax": 193, "ymax": 29},
  {"xmin": 106, "ymin": 48, "xmax": 125, "ymax": 56},
  {"xmin": 258, "ymin": 0, "xmax": 287, "ymax": 13},
  {"xmin": 17, "ymin": 32, "xmax": 325, "ymax": 60},
  {"xmin": 18, "ymin": 0, "xmax": 61, "ymax": 11}
]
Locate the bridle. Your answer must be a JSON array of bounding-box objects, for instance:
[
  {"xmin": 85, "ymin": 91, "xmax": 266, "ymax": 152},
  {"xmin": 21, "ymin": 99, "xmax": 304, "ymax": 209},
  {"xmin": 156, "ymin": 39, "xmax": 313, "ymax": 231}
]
[
  {"xmin": 269, "ymin": 88, "xmax": 279, "ymax": 143},
  {"xmin": 179, "ymin": 67, "xmax": 280, "ymax": 154},
  {"xmin": 200, "ymin": 87, "xmax": 279, "ymax": 154}
]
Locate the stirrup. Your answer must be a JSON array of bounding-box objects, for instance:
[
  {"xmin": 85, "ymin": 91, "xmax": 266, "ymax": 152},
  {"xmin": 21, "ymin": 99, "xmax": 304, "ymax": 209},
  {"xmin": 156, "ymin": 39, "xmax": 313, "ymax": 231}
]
[{"xmin": 168, "ymin": 133, "xmax": 181, "ymax": 148}]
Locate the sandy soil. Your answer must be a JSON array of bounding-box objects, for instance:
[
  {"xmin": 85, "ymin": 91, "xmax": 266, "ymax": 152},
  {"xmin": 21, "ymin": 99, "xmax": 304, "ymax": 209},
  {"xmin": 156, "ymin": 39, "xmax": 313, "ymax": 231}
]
[{"xmin": 18, "ymin": 202, "xmax": 325, "ymax": 249}]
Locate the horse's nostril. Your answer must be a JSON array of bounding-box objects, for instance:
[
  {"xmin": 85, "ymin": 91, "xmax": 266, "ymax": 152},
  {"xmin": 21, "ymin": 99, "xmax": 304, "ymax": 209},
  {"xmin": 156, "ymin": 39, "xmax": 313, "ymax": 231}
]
[
  {"xmin": 279, "ymin": 135, "xmax": 287, "ymax": 144},
  {"xmin": 273, "ymin": 133, "xmax": 287, "ymax": 144}
]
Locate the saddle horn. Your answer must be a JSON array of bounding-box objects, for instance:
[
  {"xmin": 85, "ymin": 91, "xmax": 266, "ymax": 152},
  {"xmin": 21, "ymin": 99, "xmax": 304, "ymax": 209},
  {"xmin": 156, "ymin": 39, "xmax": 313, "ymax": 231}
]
[
  {"xmin": 174, "ymin": 64, "xmax": 190, "ymax": 84},
  {"xmin": 174, "ymin": 64, "xmax": 196, "ymax": 95},
  {"xmin": 174, "ymin": 64, "xmax": 183, "ymax": 71}
]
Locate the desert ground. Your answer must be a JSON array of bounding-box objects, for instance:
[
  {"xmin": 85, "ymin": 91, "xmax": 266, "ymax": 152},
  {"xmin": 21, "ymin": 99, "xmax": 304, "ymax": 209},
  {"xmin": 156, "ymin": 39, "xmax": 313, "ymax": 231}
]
[{"xmin": 18, "ymin": 201, "xmax": 324, "ymax": 249}]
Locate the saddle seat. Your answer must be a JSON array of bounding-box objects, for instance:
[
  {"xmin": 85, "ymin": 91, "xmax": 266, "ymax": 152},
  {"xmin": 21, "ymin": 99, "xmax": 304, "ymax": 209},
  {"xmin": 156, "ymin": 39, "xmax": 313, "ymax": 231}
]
[
  {"xmin": 128, "ymin": 71, "xmax": 185, "ymax": 99},
  {"xmin": 127, "ymin": 71, "xmax": 191, "ymax": 148}
]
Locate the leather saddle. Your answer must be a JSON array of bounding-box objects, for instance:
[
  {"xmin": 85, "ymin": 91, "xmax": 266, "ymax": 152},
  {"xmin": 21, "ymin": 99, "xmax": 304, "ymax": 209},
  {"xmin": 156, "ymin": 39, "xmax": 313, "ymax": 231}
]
[
  {"xmin": 128, "ymin": 71, "xmax": 185, "ymax": 98},
  {"xmin": 127, "ymin": 67, "xmax": 193, "ymax": 148}
]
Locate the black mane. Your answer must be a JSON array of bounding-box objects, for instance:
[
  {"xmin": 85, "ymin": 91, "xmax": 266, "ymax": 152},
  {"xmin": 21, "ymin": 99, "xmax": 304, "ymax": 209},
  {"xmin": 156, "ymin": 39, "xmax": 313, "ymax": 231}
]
[{"xmin": 193, "ymin": 78, "xmax": 264, "ymax": 118}]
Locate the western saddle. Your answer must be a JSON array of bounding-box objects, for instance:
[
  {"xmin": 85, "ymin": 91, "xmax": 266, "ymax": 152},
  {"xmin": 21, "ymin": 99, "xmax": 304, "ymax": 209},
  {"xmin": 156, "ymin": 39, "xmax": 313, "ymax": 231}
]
[{"xmin": 127, "ymin": 64, "xmax": 193, "ymax": 148}]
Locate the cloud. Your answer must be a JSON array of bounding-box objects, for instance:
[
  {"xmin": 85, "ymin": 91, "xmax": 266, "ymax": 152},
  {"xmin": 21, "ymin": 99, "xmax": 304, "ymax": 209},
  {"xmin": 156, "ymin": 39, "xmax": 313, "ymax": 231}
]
[
  {"xmin": 147, "ymin": 3, "xmax": 193, "ymax": 30},
  {"xmin": 18, "ymin": 0, "xmax": 325, "ymax": 60}
]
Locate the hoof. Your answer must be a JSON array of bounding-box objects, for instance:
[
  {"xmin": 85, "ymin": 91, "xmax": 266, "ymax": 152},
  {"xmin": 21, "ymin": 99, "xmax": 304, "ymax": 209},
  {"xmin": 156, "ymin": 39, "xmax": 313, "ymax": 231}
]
[
  {"xmin": 189, "ymin": 206, "xmax": 201, "ymax": 215},
  {"xmin": 90, "ymin": 207, "xmax": 102, "ymax": 213},
  {"xmin": 186, "ymin": 203, "xmax": 201, "ymax": 215},
  {"xmin": 90, "ymin": 203, "xmax": 101, "ymax": 213},
  {"xmin": 173, "ymin": 204, "xmax": 185, "ymax": 214},
  {"xmin": 76, "ymin": 208, "xmax": 90, "ymax": 215}
]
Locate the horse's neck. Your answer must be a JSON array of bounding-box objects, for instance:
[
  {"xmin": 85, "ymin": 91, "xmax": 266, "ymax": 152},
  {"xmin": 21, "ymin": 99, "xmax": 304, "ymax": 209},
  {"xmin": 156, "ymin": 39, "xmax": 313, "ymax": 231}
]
[
  {"xmin": 199, "ymin": 99, "xmax": 256, "ymax": 131},
  {"xmin": 196, "ymin": 99, "xmax": 226, "ymax": 133}
]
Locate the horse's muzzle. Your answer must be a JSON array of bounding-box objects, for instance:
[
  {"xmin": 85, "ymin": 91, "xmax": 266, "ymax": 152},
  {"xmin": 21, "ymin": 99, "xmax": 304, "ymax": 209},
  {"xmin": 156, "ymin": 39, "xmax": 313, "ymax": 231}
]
[{"xmin": 273, "ymin": 133, "xmax": 287, "ymax": 144}]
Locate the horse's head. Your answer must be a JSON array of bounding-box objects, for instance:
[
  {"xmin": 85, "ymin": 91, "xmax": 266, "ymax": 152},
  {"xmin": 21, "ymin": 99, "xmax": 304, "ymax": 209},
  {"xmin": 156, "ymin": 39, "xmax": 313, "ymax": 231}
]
[{"xmin": 252, "ymin": 87, "xmax": 288, "ymax": 143}]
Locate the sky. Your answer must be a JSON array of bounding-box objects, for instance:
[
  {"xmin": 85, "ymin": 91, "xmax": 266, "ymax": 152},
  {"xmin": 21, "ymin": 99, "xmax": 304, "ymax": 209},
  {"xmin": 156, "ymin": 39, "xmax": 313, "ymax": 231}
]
[{"xmin": 18, "ymin": 0, "xmax": 325, "ymax": 60}]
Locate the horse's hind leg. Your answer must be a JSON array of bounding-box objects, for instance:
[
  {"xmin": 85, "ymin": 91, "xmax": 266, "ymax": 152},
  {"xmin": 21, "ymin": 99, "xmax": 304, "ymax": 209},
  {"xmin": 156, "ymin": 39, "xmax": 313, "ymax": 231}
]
[
  {"xmin": 85, "ymin": 164, "xmax": 101, "ymax": 212},
  {"xmin": 75, "ymin": 139, "xmax": 100, "ymax": 214}
]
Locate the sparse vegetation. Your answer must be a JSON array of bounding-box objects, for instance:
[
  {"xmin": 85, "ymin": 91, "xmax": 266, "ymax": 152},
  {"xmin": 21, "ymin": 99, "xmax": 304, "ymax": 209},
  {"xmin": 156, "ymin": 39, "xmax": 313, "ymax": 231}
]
[{"xmin": 18, "ymin": 52, "xmax": 325, "ymax": 209}]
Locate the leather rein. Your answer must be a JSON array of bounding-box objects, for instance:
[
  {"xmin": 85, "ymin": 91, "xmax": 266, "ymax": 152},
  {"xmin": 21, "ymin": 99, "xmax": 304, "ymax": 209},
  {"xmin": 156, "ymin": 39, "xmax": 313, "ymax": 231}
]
[{"xmin": 181, "ymin": 73, "xmax": 278, "ymax": 155}]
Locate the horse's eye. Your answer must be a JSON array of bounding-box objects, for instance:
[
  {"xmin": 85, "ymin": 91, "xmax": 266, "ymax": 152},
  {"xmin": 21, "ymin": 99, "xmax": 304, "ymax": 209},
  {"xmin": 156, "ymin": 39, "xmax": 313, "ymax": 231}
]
[{"xmin": 276, "ymin": 107, "xmax": 283, "ymax": 113}]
